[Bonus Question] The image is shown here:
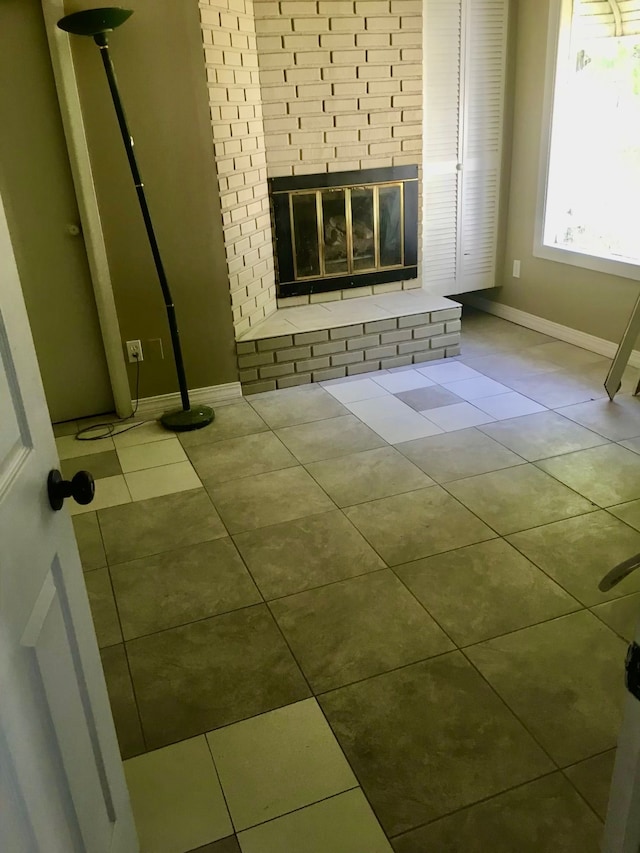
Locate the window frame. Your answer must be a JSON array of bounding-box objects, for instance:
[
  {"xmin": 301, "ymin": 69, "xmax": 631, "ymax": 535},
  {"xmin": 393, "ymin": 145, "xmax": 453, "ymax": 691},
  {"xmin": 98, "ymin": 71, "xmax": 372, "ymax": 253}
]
[{"xmin": 534, "ymin": 0, "xmax": 640, "ymax": 282}]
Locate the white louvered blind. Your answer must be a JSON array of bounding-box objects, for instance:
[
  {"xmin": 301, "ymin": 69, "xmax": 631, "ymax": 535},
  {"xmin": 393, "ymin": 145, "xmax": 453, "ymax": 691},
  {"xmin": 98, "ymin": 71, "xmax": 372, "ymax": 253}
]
[
  {"xmin": 422, "ymin": 0, "xmax": 509, "ymax": 294},
  {"xmin": 422, "ymin": 0, "xmax": 462, "ymax": 290},
  {"xmin": 459, "ymin": 0, "xmax": 509, "ymax": 290},
  {"xmin": 573, "ymin": 0, "xmax": 640, "ymax": 39}
]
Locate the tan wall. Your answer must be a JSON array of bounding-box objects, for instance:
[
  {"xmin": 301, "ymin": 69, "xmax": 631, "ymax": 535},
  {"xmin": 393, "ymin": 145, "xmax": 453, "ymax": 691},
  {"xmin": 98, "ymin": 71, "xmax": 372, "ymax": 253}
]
[
  {"xmin": 0, "ymin": 0, "xmax": 114, "ymax": 422},
  {"xmin": 69, "ymin": 0, "xmax": 238, "ymax": 397},
  {"xmin": 482, "ymin": 0, "xmax": 640, "ymax": 344}
]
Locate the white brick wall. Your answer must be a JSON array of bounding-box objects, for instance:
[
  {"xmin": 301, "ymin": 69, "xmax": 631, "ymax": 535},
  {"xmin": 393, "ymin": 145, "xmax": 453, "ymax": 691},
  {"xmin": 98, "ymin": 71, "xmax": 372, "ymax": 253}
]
[
  {"xmin": 200, "ymin": 0, "xmax": 277, "ymax": 337},
  {"xmin": 254, "ymin": 0, "xmax": 423, "ymax": 177},
  {"xmin": 201, "ymin": 0, "xmax": 423, "ymax": 318}
]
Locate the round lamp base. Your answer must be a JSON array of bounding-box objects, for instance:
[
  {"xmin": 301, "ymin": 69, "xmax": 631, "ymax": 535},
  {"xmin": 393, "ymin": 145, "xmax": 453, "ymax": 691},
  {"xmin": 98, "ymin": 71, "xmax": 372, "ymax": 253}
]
[{"xmin": 160, "ymin": 405, "xmax": 214, "ymax": 432}]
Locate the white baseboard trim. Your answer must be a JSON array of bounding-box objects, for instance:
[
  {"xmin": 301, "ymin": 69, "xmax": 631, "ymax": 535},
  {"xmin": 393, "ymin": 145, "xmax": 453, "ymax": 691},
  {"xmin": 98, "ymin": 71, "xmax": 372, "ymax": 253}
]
[
  {"xmin": 133, "ymin": 381, "xmax": 242, "ymax": 418},
  {"xmin": 463, "ymin": 295, "xmax": 640, "ymax": 369}
]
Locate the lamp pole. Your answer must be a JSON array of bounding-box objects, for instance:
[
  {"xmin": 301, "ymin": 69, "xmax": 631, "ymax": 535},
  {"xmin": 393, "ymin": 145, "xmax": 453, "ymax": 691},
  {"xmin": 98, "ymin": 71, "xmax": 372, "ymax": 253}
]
[{"xmin": 57, "ymin": 7, "xmax": 214, "ymax": 432}]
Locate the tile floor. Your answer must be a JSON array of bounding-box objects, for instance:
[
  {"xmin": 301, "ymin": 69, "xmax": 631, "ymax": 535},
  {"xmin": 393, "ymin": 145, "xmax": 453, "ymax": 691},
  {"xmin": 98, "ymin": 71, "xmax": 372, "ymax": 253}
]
[{"xmin": 56, "ymin": 307, "xmax": 640, "ymax": 852}]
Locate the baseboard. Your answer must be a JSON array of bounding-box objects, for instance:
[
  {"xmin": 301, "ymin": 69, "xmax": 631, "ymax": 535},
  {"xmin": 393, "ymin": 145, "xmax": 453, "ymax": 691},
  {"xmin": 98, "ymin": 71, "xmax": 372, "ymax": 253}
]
[
  {"xmin": 133, "ymin": 381, "xmax": 242, "ymax": 419},
  {"xmin": 463, "ymin": 295, "xmax": 640, "ymax": 369}
]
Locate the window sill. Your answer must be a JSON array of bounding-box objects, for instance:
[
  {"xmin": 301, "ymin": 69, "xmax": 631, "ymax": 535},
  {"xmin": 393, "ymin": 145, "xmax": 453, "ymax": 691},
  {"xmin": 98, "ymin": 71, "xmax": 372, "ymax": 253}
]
[{"xmin": 533, "ymin": 242, "xmax": 640, "ymax": 283}]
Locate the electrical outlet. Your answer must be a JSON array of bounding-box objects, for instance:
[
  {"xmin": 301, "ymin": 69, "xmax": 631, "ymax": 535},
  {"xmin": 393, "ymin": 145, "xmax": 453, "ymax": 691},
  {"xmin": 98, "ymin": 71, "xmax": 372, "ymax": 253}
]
[
  {"xmin": 125, "ymin": 339, "xmax": 143, "ymax": 363},
  {"xmin": 513, "ymin": 259, "xmax": 521, "ymax": 278},
  {"xmin": 146, "ymin": 337, "xmax": 164, "ymax": 361}
]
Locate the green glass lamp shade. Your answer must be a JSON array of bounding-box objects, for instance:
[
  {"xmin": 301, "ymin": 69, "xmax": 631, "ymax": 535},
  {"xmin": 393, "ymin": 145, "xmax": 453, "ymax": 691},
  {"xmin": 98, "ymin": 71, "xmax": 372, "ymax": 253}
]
[{"xmin": 57, "ymin": 7, "xmax": 133, "ymax": 37}]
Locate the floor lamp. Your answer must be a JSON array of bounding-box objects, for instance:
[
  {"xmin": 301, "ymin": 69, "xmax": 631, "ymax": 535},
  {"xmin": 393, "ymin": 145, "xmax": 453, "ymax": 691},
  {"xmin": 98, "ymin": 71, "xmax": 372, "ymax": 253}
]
[{"xmin": 57, "ymin": 7, "xmax": 214, "ymax": 432}]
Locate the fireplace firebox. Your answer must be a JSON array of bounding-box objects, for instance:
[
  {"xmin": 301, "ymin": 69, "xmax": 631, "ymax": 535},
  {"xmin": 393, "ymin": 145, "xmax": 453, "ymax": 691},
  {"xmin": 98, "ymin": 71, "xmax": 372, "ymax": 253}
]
[{"xmin": 269, "ymin": 166, "xmax": 418, "ymax": 298}]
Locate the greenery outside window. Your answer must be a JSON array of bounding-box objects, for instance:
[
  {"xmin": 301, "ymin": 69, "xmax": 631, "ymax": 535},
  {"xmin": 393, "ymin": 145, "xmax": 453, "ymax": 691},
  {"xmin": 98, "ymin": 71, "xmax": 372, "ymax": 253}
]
[{"xmin": 536, "ymin": 0, "xmax": 640, "ymax": 280}]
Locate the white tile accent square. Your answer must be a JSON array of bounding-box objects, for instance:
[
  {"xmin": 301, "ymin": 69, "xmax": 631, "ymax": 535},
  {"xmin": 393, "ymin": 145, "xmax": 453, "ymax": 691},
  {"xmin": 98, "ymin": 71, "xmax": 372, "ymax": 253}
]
[
  {"xmin": 346, "ymin": 395, "xmax": 416, "ymax": 421},
  {"xmin": 124, "ymin": 736, "xmax": 233, "ymax": 853},
  {"xmin": 207, "ymin": 699, "xmax": 357, "ymax": 831},
  {"xmin": 416, "ymin": 362, "xmax": 484, "ymax": 384},
  {"xmin": 422, "ymin": 402, "xmax": 496, "ymax": 432},
  {"xmin": 68, "ymin": 475, "xmax": 131, "ymax": 516},
  {"xmin": 362, "ymin": 412, "xmax": 445, "ymax": 444},
  {"xmin": 442, "ymin": 376, "xmax": 512, "ymax": 401},
  {"xmin": 56, "ymin": 434, "xmax": 115, "ymax": 459},
  {"xmin": 472, "ymin": 392, "xmax": 547, "ymax": 420},
  {"xmin": 112, "ymin": 420, "xmax": 174, "ymax": 448},
  {"xmin": 237, "ymin": 789, "xmax": 392, "ymax": 853},
  {"xmin": 125, "ymin": 461, "xmax": 202, "ymax": 501},
  {"xmin": 324, "ymin": 378, "xmax": 390, "ymax": 404},
  {"xmin": 117, "ymin": 437, "xmax": 188, "ymax": 473},
  {"xmin": 372, "ymin": 370, "xmax": 435, "ymax": 393}
]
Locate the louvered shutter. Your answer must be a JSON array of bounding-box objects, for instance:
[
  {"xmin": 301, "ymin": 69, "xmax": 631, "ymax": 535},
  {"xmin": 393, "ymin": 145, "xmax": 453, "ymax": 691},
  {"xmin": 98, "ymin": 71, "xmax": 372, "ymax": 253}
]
[
  {"xmin": 422, "ymin": 0, "xmax": 509, "ymax": 295},
  {"xmin": 422, "ymin": 0, "xmax": 462, "ymax": 291},
  {"xmin": 573, "ymin": 0, "xmax": 640, "ymax": 39},
  {"xmin": 458, "ymin": 0, "xmax": 509, "ymax": 291}
]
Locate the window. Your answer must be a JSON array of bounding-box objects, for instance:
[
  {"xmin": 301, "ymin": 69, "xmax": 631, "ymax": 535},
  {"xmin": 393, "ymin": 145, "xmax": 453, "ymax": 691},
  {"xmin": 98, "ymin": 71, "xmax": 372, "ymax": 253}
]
[{"xmin": 537, "ymin": 0, "xmax": 640, "ymax": 279}]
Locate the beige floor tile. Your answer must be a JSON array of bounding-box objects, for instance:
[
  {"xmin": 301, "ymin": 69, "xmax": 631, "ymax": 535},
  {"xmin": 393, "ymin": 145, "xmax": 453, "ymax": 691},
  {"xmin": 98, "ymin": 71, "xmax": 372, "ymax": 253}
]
[
  {"xmin": 237, "ymin": 789, "xmax": 392, "ymax": 853},
  {"xmin": 98, "ymin": 489, "xmax": 226, "ymax": 564},
  {"xmin": 112, "ymin": 420, "xmax": 174, "ymax": 448},
  {"xmin": 396, "ymin": 539, "xmax": 580, "ymax": 646},
  {"xmin": 125, "ymin": 461, "xmax": 202, "ymax": 502},
  {"xmin": 396, "ymin": 428, "xmax": 523, "ymax": 483},
  {"xmin": 507, "ymin": 512, "xmax": 640, "ymax": 606},
  {"xmin": 557, "ymin": 395, "xmax": 640, "ymax": 440},
  {"xmin": 305, "ymin": 446, "xmax": 433, "ymax": 506},
  {"xmin": 56, "ymin": 434, "xmax": 115, "ymax": 459},
  {"xmin": 465, "ymin": 611, "xmax": 627, "ymax": 766},
  {"xmin": 608, "ymin": 499, "xmax": 640, "ymax": 531},
  {"xmin": 446, "ymin": 465, "xmax": 595, "ymax": 536},
  {"xmin": 276, "ymin": 415, "xmax": 386, "ymax": 463},
  {"xmin": 69, "ymin": 475, "xmax": 131, "ymax": 516},
  {"xmin": 208, "ymin": 467, "xmax": 334, "ymax": 534},
  {"xmin": 111, "ymin": 538, "xmax": 261, "ymax": 639},
  {"xmin": 503, "ymin": 371, "xmax": 606, "ymax": 409},
  {"xmin": 207, "ymin": 699, "xmax": 357, "ymax": 831},
  {"xmin": 270, "ymin": 571, "xmax": 454, "ymax": 691},
  {"xmin": 531, "ymin": 340, "xmax": 609, "ymax": 369},
  {"xmin": 72, "ymin": 513, "xmax": 106, "ymax": 571},
  {"xmin": 392, "ymin": 773, "xmax": 603, "ymax": 853},
  {"xmin": 478, "ymin": 410, "xmax": 607, "ymax": 461},
  {"xmin": 124, "ymin": 736, "xmax": 233, "ymax": 853},
  {"xmin": 592, "ymin": 593, "xmax": 640, "ymax": 641},
  {"xmin": 537, "ymin": 444, "xmax": 640, "ymax": 507},
  {"xmin": 84, "ymin": 568, "xmax": 122, "ymax": 647},
  {"xmin": 179, "ymin": 402, "xmax": 269, "ymax": 447},
  {"xmin": 249, "ymin": 385, "xmax": 348, "ymax": 428},
  {"xmin": 189, "ymin": 432, "xmax": 297, "ymax": 484},
  {"xmin": 233, "ymin": 510, "xmax": 385, "ymax": 599},
  {"xmin": 319, "ymin": 654, "xmax": 553, "ymax": 835},
  {"xmin": 62, "ymin": 449, "xmax": 121, "ymax": 481},
  {"xmin": 344, "ymin": 486, "xmax": 496, "ymax": 566},
  {"xmin": 100, "ymin": 644, "xmax": 145, "ymax": 760},
  {"xmin": 117, "ymin": 437, "xmax": 188, "ymax": 473},
  {"xmin": 52, "ymin": 420, "xmax": 78, "ymax": 437},
  {"xmin": 564, "ymin": 750, "xmax": 616, "ymax": 820},
  {"xmin": 461, "ymin": 349, "xmax": 562, "ymax": 382}
]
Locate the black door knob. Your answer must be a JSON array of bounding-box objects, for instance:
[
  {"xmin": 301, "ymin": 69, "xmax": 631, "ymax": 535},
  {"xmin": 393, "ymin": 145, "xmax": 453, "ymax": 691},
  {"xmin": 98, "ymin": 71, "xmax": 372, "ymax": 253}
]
[{"xmin": 48, "ymin": 469, "xmax": 95, "ymax": 511}]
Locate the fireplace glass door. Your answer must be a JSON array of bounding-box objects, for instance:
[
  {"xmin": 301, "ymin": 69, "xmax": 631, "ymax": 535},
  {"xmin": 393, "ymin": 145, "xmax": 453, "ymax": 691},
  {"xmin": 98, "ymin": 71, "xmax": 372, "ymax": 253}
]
[{"xmin": 290, "ymin": 183, "xmax": 404, "ymax": 282}]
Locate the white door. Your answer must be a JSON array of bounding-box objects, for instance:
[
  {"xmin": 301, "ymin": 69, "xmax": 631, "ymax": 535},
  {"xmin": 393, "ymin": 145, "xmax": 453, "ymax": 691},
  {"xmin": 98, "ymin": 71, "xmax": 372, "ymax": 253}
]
[
  {"xmin": 0, "ymin": 187, "xmax": 137, "ymax": 851},
  {"xmin": 602, "ymin": 623, "xmax": 640, "ymax": 852}
]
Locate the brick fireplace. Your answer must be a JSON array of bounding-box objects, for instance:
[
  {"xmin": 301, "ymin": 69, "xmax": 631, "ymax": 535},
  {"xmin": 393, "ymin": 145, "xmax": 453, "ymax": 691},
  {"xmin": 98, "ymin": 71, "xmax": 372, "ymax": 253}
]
[{"xmin": 199, "ymin": 0, "xmax": 424, "ymax": 336}]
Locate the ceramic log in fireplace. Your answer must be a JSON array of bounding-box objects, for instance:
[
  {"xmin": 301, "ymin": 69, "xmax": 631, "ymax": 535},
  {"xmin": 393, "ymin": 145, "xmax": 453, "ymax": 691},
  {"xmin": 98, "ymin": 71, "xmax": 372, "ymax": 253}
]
[{"xmin": 269, "ymin": 166, "xmax": 418, "ymax": 299}]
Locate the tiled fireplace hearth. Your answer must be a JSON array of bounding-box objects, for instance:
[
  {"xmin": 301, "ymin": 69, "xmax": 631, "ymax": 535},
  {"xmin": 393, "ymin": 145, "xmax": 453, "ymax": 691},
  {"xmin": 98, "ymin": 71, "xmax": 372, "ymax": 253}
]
[{"xmin": 236, "ymin": 291, "xmax": 461, "ymax": 394}]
